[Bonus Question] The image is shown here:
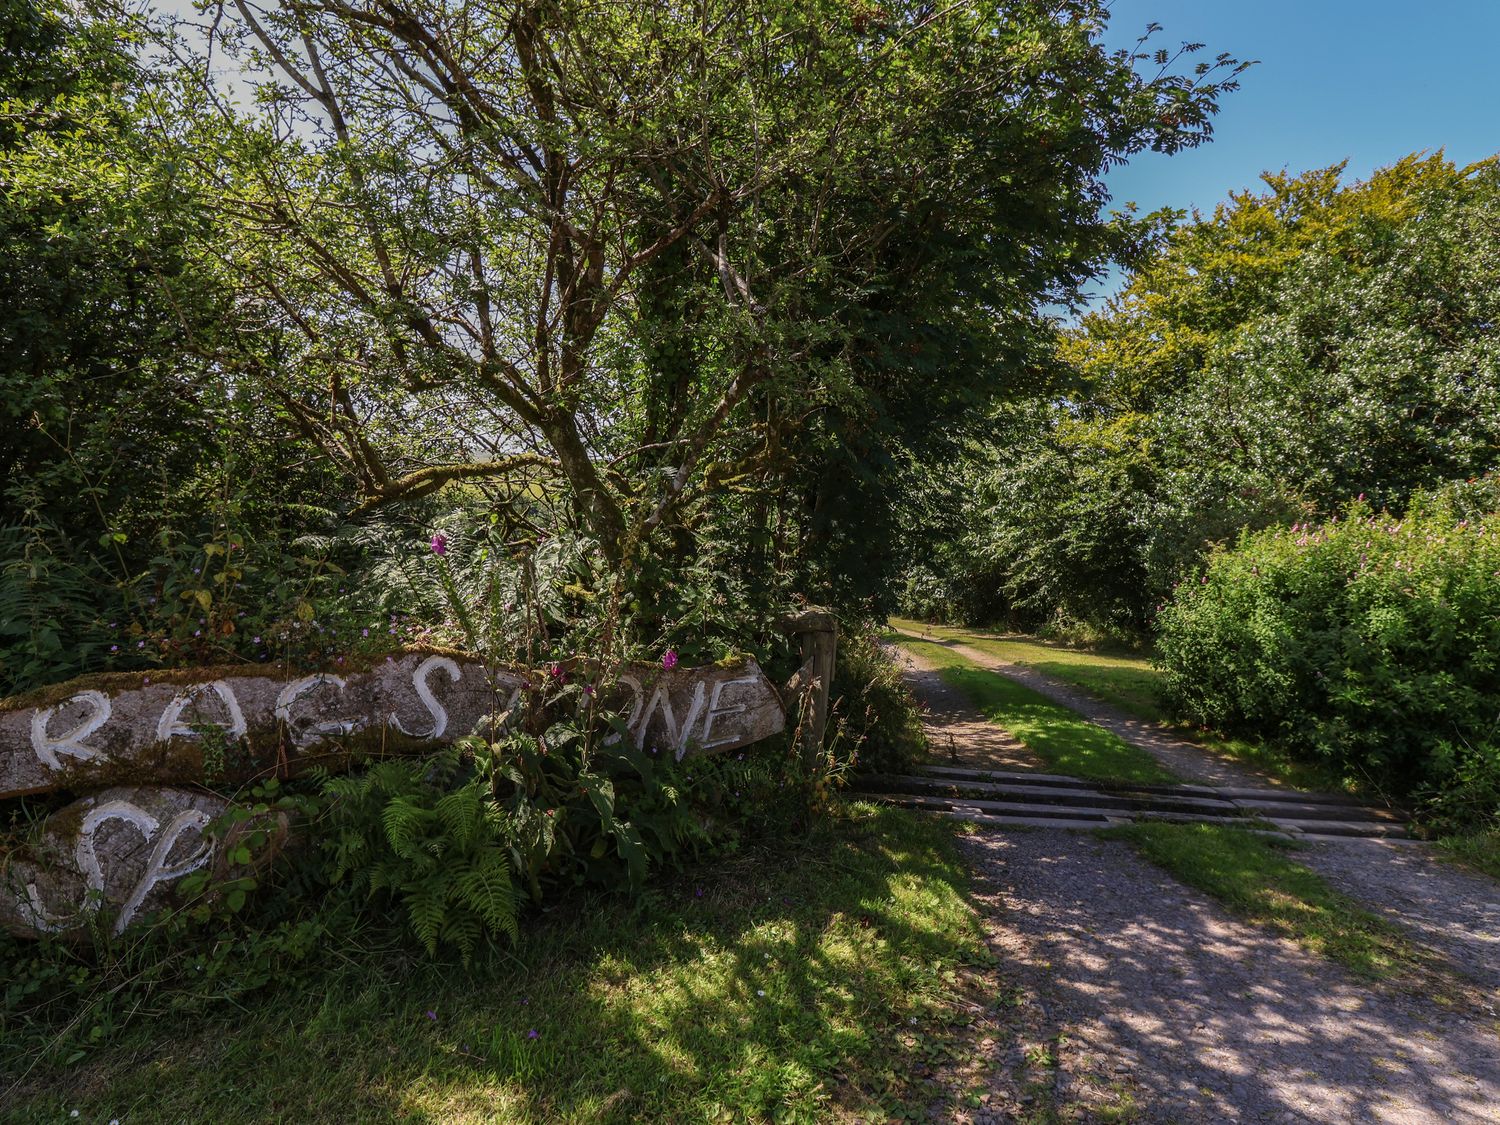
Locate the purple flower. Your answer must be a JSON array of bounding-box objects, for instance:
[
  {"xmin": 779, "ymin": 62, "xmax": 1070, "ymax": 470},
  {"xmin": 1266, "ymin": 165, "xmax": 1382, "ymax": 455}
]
[
  {"xmin": 527, "ymin": 1028, "xmax": 539, "ymax": 1040},
  {"xmin": 583, "ymin": 683, "xmax": 595, "ymax": 697},
  {"xmin": 661, "ymin": 649, "xmax": 679, "ymax": 671},
  {"xmin": 430, "ymin": 533, "xmax": 448, "ymax": 556},
  {"xmin": 110, "ymin": 645, "xmax": 119, "ymax": 653},
  {"xmin": 253, "ymin": 636, "xmax": 262, "ymax": 644},
  {"xmin": 425, "ymin": 1010, "xmax": 437, "ymax": 1021},
  {"xmin": 361, "ymin": 627, "xmax": 369, "ymax": 637}
]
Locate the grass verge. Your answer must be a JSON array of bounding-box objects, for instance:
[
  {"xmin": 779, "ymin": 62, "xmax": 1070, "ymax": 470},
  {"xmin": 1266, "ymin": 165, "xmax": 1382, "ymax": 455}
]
[
  {"xmin": 889, "ymin": 617, "xmax": 1161, "ymax": 720},
  {"xmin": 892, "ymin": 619, "xmax": 1340, "ymax": 792},
  {"xmin": 3, "ymin": 805, "xmax": 991, "ymax": 1125},
  {"xmin": 889, "ymin": 633, "xmax": 1176, "ymax": 786},
  {"xmin": 1438, "ymin": 831, "xmax": 1500, "ymax": 881},
  {"xmin": 1104, "ymin": 822, "xmax": 1450, "ymax": 990}
]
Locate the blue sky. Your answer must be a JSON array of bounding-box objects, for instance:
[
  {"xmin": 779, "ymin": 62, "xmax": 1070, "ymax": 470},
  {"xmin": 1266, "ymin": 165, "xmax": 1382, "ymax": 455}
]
[{"xmin": 1088, "ymin": 0, "xmax": 1500, "ymax": 299}]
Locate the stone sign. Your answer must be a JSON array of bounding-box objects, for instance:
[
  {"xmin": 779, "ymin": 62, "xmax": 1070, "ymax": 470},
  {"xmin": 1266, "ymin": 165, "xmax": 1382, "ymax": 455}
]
[
  {"xmin": 0, "ymin": 786, "xmax": 277, "ymax": 939},
  {"xmin": 0, "ymin": 653, "xmax": 787, "ymax": 938},
  {"xmin": 0, "ymin": 653, "xmax": 785, "ymax": 799}
]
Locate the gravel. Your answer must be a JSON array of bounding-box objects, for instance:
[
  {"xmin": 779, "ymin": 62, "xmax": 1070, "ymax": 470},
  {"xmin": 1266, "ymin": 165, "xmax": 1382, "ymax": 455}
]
[
  {"xmin": 945, "ymin": 828, "xmax": 1500, "ymax": 1124},
  {"xmin": 890, "ymin": 641, "xmax": 1500, "ymax": 1123}
]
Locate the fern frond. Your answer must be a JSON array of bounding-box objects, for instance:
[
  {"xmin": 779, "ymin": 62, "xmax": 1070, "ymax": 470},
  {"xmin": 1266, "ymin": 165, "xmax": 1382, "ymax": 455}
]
[
  {"xmin": 436, "ymin": 787, "xmax": 482, "ymax": 849},
  {"xmin": 404, "ymin": 884, "xmax": 448, "ymax": 957},
  {"xmin": 382, "ymin": 796, "xmax": 429, "ymax": 856},
  {"xmin": 456, "ymin": 848, "xmax": 519, "ymax": 943}
]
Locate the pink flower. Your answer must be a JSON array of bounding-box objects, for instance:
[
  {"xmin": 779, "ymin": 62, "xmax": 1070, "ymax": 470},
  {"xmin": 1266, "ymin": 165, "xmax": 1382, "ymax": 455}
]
[
  {"xmin": 661, "ymin": 649, "xmax": 679, "ymax": 670},
  {"xmin": 430, "ymin": 533, "xmax": 448, "ymax": 556}
]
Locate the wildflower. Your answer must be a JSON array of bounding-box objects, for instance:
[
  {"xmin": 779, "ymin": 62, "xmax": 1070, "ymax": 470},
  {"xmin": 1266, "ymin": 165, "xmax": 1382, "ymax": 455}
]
[
  {"xmin": 426, "ymin": 1010, "xmax": 437, "ymax": 1021},
  {"xmin": 110, "ymin": 645, "xmax": 119, "ymax": 653},
  {"xmin": 527, "ymin": 1029, "xmax": 539, "ymax": 1040},
  {"xmin": 362, "ymin": 627, "xmax": 369, "ymax": 637},
  {"xmin": 253, "ymin": 636, "xmax": 262, "ymax": 644},
  {"xmin": 430, "ymin": 532, "xmax": 448, "ymax": 556},
  {"xmin": 583, "ymin": 683, "xmax": 595, "ymax": 697},
  {"xmin": 661, "ymin": 648, "xmax": 679, "ymax": 671}
]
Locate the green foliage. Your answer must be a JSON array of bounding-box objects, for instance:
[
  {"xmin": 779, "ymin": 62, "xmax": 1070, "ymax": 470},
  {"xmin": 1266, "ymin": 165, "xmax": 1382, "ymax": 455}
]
[
  {"xmin": 317, "ymin": 686, "xmax": 823, "ymax": 960},
  {"xmin": 1157, "ymin": 487, "xmax": 1500, "ymax": 831},
  {"xmin": 912, "ymin": 154, "xmax": 1500, "ymax": 636},
  {"xmin": 831, "ymin": 625, "xmax": 928, "ymax": 775},
  {"xmin": 324, "ymin": 751, "xmax": 520, "ymax": 959}
]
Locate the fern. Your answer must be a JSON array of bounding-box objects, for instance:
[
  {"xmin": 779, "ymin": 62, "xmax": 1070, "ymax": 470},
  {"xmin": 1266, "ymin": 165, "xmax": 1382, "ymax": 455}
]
[
  {"xmin": 380, "ymin": 796, "xmax": 428, "ymax": 856},
  {"xmin": 322, "ymin": 746, "xmax": 521, "ymax": 960}
]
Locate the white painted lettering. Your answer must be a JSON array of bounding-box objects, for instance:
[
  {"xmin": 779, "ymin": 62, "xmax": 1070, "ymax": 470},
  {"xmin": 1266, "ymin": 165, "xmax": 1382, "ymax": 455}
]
[
  {"xmin": 634, "ymin": 680, "xmax": 708, "ymax": 760},
  {"xmin": 156, "ymin": 681, "xmax": 247, "ymax": 742},
  {"xmin": 275, "ymin": 674, "xmax": 359, "ymax": 747},
  {"xmin": 30, "ymin": 689, "xmax": 111, "ymax": 771},
  {"xmin": 699, "ymin": 676, "xmax": 760, "ymax": 749},
  {"xmin": 73, "ymin": 799, "xmax": 214, "ymax": 934},
  {"xmin": 389, "ymin": 655, "xmax": 461, "ymax": 739}
]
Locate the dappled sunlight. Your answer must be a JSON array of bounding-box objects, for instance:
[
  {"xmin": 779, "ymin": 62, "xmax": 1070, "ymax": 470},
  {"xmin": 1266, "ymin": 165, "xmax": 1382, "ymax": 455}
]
[
  {"xmin": 960, "ymin": 827, "xmax": 1500, "ymax": 1123},
  {"xmin": 18, "ymin": 808, "xmax": 986, "ymax": 1123}
]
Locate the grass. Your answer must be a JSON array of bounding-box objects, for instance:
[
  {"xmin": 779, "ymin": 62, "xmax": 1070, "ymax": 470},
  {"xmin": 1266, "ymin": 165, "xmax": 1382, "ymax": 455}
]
[
  {"xmin": 891, "ymin": 618, "xmax": 1342, "ymax": 792},
  {"xmin": 888, "ymin": 632, "xmax": 1176, "ymax": 787},
  {"xmin": 2, "ymin": 806, "xmax": 993, "ymax": 1124},
  {"xmin": 1104, "ymin": 822, "xmax": 1440, "ymax": 985},
  {"xmin": 889, "ymin": 617, "xmax": 1161, "ymax": 720},
  {"xmin": 1438, "ymin": 831, "xmax": 1500, "ymax": 881}
]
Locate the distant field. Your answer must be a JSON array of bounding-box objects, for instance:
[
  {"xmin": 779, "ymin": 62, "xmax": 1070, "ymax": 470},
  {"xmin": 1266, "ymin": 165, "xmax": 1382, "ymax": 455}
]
[{"xmin": 888, "ymin": 619, "xmax": 1340, "ymax": 793}]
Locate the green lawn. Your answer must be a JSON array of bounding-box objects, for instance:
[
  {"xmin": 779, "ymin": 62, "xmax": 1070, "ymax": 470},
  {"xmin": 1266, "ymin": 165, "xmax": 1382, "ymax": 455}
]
[
  {"xmin": 889, "ymin": 632, "xmax": 1177, "ymax": 786},
  {"xmin": 892, "ymin": 619, "xmax": 1339, "ymax": 792},
  {"xmin": 2, "ymin": 806, "xmax": 992, "ymax": 1125},
  {"xmin": 1105, "ymin": 822, "xmax": 1464, "ymax": 996},
  {"xmin": 889, "ymin": 618, "xmax": 1162, "ymax": 720}
]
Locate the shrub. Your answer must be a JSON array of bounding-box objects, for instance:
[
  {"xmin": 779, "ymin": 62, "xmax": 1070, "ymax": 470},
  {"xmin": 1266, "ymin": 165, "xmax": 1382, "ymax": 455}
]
[
  {"xmin": 1156, "ymin": 487, "xmax": 1500, "ymax": 831},
  {"xmin": 831, "ymin": 625, "xmax": 927, "ymax": 775}
]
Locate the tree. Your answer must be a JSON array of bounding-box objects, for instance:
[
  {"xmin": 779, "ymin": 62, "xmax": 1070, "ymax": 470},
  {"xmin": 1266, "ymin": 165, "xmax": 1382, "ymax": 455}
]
[
  {"xmin": 140, "ymin": 0, "xmax": 1244, "ymax": 633},
  {"xmin": 920, "ymin": 154, "xmax": 1500, "ymax": 636}
]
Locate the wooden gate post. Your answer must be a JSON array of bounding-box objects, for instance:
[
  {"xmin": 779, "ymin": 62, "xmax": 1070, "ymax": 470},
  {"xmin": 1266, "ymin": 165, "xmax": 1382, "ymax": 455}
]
[{"xmin": 779, "ymin": 607, "xmax": 838, "ymax": 763}]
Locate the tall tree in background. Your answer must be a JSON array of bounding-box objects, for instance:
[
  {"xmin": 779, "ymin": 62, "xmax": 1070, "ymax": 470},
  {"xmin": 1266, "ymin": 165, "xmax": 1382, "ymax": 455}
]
[
  {"xmin": 141, "ymin": 0, "xmax": 1244, "ymax": 637},
  {"xmin": 910, "ymin": 154, "xmax": 1500, "ymax": 637}
]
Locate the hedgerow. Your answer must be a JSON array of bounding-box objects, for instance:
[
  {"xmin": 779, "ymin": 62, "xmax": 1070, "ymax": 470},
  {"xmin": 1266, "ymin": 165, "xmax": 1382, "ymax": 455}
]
[{"xmin": 1157, "ymin": 483, "xmax": 1500, "ymax": 832}]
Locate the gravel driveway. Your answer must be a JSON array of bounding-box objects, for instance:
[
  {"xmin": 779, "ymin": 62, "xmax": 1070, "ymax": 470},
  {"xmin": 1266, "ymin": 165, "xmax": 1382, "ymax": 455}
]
[
  {"xmin": 945, "ymin": 828, "xmax": 1500, "ymax": 1124},
  {"xmin": 890, "ymin": 642, "xmax": 1500, "ymax": 1123}
]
